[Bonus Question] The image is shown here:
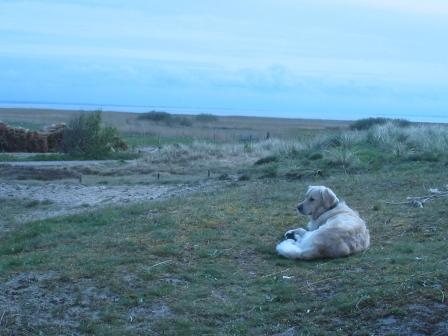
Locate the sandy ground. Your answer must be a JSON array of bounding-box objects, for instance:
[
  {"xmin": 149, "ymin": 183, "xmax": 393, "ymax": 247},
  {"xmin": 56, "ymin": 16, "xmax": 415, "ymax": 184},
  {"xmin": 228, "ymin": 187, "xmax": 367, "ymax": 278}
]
[
  {"xmin": 0, "ymin": 181, "xmax": 210, "ymax": 224},
  {"xmin": 0, "ymin": 155, "xmax": 219, "ymax": 227}
]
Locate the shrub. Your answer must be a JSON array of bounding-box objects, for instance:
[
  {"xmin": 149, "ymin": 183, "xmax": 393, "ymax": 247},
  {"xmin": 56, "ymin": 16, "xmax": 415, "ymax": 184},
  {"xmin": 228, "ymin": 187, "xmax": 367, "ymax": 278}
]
[
  {"xmin": 177, "ymin": 117, "xmax": 193, "ymax": 127},
  {"xmin": 138, "ymin": 111, "xmax": 193, "ymax": 126},
  {"xmin": 138, "ymin": 111, "xmax": 172, "ymax": 122},
  {"xmin": 308, "ymin": 152, "xmax": 323, "ymax": 160},
  {"xmin": 195, "ymin": 113, "xmax": 219, "ymax": 122},
  {"xmin": 407, "ymin": 152, "xmax": 440, "ymax": 162},
  {"xmin": 62, "ymin": 111, "xmax": 126, "ymax": 159},
  {"xmin": 254, "ymin": 155, "xmax": 278, "ymax": 165},
  {"xmin": 238, "ymin": 173, "xmax": 250, "ymax": 181},
  {"xmin": 350, "ymin": 117, "xmax": 411, "ymax": 131}
]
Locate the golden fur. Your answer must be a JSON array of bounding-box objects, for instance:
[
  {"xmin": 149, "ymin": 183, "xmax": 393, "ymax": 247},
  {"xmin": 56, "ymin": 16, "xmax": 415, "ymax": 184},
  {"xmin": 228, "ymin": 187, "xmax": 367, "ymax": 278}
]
[{"xmin": 276, "ymin": 186, "xmax": 370, "ymax": 260}]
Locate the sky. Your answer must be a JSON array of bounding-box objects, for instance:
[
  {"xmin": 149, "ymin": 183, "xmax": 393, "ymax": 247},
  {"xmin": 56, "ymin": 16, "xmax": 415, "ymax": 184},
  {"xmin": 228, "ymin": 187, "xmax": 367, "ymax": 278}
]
[{"xmin": 0, "ymin": 0, "xmax": 448, "ymax": 121}]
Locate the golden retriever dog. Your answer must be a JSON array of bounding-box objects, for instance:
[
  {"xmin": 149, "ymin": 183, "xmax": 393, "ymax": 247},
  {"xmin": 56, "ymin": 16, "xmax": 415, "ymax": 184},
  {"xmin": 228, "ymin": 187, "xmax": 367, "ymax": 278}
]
[{"xmin": 276, "ymin": 186, "xmax": 370, "ymax": 260}]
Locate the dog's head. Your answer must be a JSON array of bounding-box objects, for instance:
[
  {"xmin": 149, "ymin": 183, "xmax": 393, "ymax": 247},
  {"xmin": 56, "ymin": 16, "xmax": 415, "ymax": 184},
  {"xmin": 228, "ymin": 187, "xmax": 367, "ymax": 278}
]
[{"xmin": 297, "ymin": 186, "xmax": 339, "ymax": 219}]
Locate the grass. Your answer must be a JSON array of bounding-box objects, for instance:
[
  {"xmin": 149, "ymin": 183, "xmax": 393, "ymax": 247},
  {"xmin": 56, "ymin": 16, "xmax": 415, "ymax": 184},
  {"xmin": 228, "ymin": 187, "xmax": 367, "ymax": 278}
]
[
  {"xmin": 0, "ymin": 108, "xmax": 349, "ymax": 143},
  {"xmin": 122, "ymin": 133, "xmax": 194, "ymax": 148},
  {"xmin": 1, "ymin": 157, "xmax": 447, "ymax": 334},
  {"xmin": 0, "ymin": 152, "xmax": 140, "ymax": 162},
  {"xmin": 1, "ymin": 113, "xmax": 447, "ymax": 334},
  {"xmin": 0, "ymin": 153, "xmax": 69, "ymax": 162}
]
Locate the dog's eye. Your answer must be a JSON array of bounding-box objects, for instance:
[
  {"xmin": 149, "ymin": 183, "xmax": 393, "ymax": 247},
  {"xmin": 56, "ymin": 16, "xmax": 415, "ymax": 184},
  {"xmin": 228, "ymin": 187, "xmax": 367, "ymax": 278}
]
[{"xmin": 309, "ymin": 197, "xmax": 314, "ymax": 202}]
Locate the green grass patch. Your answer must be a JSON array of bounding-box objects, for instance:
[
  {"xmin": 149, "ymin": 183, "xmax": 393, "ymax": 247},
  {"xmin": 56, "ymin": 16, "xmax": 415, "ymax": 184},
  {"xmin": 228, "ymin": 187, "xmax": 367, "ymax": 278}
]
[
  {"xmin": 1, "ymin": 160, "xmax": 447, "ymax": 334},
  {"xmin": 123, "ymin": 133, "xmax": 194, "ymax": 147},
  {"xmin": 0, "ymin": 152, "xmax": 140, "ymax": 162}
]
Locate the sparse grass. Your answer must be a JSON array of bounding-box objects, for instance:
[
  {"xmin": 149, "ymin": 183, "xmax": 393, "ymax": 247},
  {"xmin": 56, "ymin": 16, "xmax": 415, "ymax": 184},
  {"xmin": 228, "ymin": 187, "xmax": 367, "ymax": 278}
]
[
  {"xmin": 0, "ymin": 108, "xmax": 349, "ymax": 144},
  {"xmin": 0, "ymin": 153, "xmax": 72, "ymax": 162},
  {"xmin": 142, "ymin": 139, "xmax": 305, "ymax": 172},
  {"xmin": 300, "ymin": 122, "xmax": 448, "ymax": 172},
  {"xmin": 0, "ymin": 152, "xmax": 139, "ymax": 162},
  {"xmin": 141, "ymin": 122, "xmax": 448, "ymax": 178},
  {"xmin": 1, "ymin": 110, "xmax": 447, "ymax": 334},
  {"xmin": 0, "ymin": 154, "xmax": 24, "ymax": 161},
  {"xmin": 122, "ymin": 133, "xmax": 193, "ymax": 148},
  {"xmin": 0, "ymin": 197, "xmax": 54, "ymax": 230},
  {"xmin": 0, "ymin": 161, "xmax": 447, "ymax": 335}
]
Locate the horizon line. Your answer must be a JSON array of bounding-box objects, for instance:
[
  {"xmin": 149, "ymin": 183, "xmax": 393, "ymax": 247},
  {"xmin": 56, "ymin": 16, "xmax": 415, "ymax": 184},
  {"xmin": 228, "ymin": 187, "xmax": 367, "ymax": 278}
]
[{"xmin": 0, "ymin": 100, "xmax": 447, "ymax": 124}]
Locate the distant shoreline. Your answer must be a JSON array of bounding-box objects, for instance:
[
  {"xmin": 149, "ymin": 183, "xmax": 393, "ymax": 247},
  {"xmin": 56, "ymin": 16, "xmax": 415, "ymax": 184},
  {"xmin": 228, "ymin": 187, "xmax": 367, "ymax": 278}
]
[
  {"xmin": 0, "ymin": 105, "xmax": 350, "ymax": 123},
  {"xmin": 0, "ymin": 102, "xmax": 447, "ymax": 124}
]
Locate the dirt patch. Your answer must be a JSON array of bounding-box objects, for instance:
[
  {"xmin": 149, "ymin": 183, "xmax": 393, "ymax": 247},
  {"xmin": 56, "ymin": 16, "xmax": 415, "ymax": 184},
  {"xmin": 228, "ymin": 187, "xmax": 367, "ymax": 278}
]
[
  {"xmin": 374, "ymin": 303, "xmax": 448, "ymax": 335},
  {"xmin": 0, "ymin": 157, "xmax": 227, "ymax": 229},
  {"xmin": 126, "ymin": 302, "xmax": 172, "ymax": 333},
  {"xmin": 0, "ymin": 271, "xmax": 171, "ymax": 334},
  {"xmin": 1, "ymin": 181, "xmax": 212, "ymax": 224},
  {"xmin": 0, "ymin": 271, "xmax": 116, "ymax": 334}
]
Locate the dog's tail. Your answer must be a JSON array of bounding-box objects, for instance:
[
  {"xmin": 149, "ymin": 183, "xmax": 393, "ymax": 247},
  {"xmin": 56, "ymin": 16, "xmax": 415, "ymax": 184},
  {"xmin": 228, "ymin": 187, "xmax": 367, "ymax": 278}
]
[{"xmin": 276, "ymin": 239, "xmax": 303, "ymax": 259}]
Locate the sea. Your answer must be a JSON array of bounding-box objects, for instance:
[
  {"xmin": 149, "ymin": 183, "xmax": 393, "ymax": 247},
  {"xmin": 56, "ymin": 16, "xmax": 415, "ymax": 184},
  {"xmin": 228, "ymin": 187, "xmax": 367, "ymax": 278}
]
[{"xmin": 0, "ymin": 101, "xmax": 446, "ymax": 124}]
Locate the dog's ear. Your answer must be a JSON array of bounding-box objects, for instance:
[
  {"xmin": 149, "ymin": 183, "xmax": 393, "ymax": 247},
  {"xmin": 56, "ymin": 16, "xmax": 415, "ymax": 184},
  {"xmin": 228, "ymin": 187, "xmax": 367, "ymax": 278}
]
[{"xmin": 321, "ymin": 187, "xmax": 339, "ymax": 209}]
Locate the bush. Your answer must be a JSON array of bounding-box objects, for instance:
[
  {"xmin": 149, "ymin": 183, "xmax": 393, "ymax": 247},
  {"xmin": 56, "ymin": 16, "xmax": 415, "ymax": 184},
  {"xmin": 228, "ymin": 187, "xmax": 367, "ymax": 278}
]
[
  {"xmin": 195, "ymin": 113, "xmax": 219, "ymax": 122},
  {"xmin": 254, "ymin": 155, "xmax": 278, "ymax": 165},
  {"xmin": 138, "ymin": 111, "xmax": 193, "ymax": 126},
  {"xmin": 138, "ymin": 111, "xmax": 172, "ymax": 122},
  {"xmin": 350, "ymin": 118, "xmax": 411, "ymax": 131},
  {"xmin": 177, "ymin": 117, "xmax": 193, "ymax": 127},
  {"xmin": 308, "ymin": 152, "xmax": 323, "ymax": 160},
  {"xmin": 62, "ymin": 111, "xmax": 126, "ymax": 159}
]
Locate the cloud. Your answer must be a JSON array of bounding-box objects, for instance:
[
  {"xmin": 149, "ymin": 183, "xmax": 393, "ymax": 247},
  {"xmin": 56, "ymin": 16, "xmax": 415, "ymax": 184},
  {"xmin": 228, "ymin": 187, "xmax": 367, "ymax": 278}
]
[
  {"xmin": 1, "ymin": 0, "xmax": 447, "ymax": 119},
  {"xmin": 325, "ymin": 0, "xmax": 448, "ymax": 16}
]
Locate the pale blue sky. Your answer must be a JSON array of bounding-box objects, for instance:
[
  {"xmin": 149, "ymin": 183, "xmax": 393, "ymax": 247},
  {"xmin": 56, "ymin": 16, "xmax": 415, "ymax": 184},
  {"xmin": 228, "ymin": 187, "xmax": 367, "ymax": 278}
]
[{"xmin": 1, "ymin": 0, "xmax": 447, "ymax": 120}]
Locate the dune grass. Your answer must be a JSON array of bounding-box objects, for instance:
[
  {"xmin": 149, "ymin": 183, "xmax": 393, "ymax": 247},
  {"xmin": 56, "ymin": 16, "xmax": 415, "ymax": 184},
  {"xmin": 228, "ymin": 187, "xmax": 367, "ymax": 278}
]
[{"xmin": 122, "ymin": 133, "xmax": 194, "ymax": 148}]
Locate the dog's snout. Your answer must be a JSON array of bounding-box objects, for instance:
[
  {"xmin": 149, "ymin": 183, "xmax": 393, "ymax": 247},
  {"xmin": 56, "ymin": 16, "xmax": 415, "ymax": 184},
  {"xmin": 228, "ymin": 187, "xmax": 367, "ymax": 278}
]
[{"xmin": 297, "ymin": 204, "xmax": 303, "ymax": 212}]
